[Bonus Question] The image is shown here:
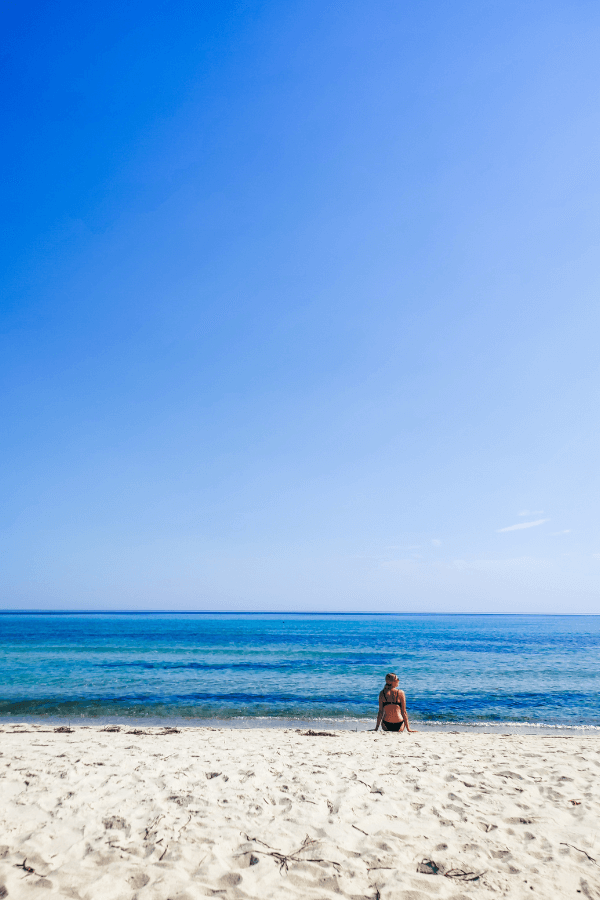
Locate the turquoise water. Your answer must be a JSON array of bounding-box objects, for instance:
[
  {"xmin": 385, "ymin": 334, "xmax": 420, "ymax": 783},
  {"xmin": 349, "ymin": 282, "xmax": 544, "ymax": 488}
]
[{"xmin": 0, "ymin": 613, "xmax": 598, "ymax": 729}]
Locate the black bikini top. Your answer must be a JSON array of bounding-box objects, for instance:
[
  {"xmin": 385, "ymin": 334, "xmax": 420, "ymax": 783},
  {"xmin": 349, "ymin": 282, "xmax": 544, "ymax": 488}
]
[{"xmin": 382, "ymin": 687, "xmax": 402, "ymax": 707}]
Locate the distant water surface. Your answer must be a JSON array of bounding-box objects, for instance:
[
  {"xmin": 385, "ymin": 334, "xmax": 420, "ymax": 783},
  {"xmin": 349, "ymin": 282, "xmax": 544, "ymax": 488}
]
[{"xmin": 0, "ymin": 613, "xmax": 598, "ymax": 730}]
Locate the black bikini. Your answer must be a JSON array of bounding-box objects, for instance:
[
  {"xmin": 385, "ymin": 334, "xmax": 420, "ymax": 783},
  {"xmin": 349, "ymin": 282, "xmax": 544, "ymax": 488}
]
[
  {"xmin": 382, "ymin": 720, "xmax": 402, "ymax": 732},
  {"xmin": 382, "ymin": 688, "xmax": 404, "ymax": 732}
]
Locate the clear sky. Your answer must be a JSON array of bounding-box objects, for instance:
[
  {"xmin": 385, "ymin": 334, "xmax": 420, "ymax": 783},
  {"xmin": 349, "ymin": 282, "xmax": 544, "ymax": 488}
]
[{"xmin": 2, "ymin": 0, "xmax": 599, "ymax": 612}]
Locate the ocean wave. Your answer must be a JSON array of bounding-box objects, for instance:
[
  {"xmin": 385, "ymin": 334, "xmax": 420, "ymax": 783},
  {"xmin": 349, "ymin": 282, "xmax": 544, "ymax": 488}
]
[
  {"xmin": 2, "ymin": 613, "xmax": 599, "ymax": 730},
  {"xmin": 1, "ymin": 701, "xmax": 599, "ymax": 731}
]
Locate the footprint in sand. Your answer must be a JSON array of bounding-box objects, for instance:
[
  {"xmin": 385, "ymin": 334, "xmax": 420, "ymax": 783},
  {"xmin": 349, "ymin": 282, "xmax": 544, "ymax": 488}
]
[
  {"xmin": 128, "ymin": 872, "xmax": 150, "ymax": 889},
  {"xmin": 103, "ymin": 816, "xmax": 128, "ymax": 830},
  {"xmin": 219, "ymin": 872, "xmax": 243, "ymax": 887},
  {"xmin": 579, "ymin": 878, "xmax": 600, "ymax": 899}
]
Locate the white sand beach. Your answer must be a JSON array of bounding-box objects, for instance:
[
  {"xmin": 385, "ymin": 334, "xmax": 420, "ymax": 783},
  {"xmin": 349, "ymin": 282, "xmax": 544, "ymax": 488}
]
[{"xmin": 0, "ymin": 725, "xmax": 598, "ymax": 899}]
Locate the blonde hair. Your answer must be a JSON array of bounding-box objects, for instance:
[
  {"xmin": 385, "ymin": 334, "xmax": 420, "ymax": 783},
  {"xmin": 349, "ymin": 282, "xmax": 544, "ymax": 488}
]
[{"xmin": 385, "ymin": 672, "xmax": 398, "ymax": 684}]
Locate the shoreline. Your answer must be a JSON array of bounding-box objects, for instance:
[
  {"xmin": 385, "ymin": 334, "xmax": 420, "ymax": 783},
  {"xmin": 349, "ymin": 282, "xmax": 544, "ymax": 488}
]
[
  {"xmin": 2, "ymin": 717, "xmax": 599, "ymax": 736},
  {"xmin": 1, "ymin": 726, "xmax": 598, "ymax": 898}
]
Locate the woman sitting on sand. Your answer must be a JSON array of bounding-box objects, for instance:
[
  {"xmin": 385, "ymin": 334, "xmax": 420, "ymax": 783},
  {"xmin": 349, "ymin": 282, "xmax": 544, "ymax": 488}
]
[{"xmin": 375, "ymin": 673, "xmax": 416, "ymax": 733}]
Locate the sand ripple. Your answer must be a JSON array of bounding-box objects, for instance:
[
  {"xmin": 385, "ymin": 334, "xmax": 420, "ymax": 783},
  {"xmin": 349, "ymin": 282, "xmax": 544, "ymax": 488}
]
[{"xmin": 0, "ymin": 726, "xmax": 598, "ymax": 899}]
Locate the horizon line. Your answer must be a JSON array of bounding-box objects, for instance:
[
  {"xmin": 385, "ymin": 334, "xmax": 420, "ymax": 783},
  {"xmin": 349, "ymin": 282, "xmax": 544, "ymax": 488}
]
[{"xmin": 0, "ymin": 609, "xmax": 598, "ymax": 617}]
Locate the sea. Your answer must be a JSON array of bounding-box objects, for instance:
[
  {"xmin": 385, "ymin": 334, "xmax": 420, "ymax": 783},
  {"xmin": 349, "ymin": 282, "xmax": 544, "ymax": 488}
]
[{"xmin": 0, "ymin": 613, "xmax": 598, "ymax": 733}]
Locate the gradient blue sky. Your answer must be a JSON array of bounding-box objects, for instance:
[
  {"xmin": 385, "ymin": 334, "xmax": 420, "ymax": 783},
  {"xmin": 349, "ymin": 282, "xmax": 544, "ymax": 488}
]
[{"xmin": 2, "ymin": 0, "xmax": 599, "ymax": 612}]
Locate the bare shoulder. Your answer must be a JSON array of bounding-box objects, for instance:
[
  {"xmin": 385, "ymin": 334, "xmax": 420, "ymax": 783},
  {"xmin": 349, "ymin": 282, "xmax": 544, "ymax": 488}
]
[{"xmin": 396, "ymin": 688, "xmax": 406, "ymax": 699}]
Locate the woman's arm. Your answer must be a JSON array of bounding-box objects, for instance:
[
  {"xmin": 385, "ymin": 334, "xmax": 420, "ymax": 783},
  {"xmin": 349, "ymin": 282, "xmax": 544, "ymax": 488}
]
[
  {"xmin": 398, "ymin": 690, "xmax": 416, "ymax": 733},
  {"xmin": 375, "ymin": 692, "xmax": 384, "ymax": 731}
]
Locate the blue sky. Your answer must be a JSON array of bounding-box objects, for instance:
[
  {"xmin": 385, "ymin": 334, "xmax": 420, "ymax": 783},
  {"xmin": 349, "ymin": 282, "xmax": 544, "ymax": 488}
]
[{"xmin": 2, "ymin": 0, "xmax": 599, "ymax": 612}]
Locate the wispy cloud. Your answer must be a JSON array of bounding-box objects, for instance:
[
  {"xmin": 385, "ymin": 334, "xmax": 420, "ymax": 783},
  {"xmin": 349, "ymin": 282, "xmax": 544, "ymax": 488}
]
[
  {"xmin": 518, "ymin": 510, "xmax": 544, "ymax": 517},
  {"xmin": 431, "ymin": 539, "xmax": 442, "ymax": 547},
  {"xmin": 551, "ymin": 530, "xmax": 570, "ymax": 536},
  {"xmin": 497, "ymin": 519, "xmax": 548, "ymax": 533}
]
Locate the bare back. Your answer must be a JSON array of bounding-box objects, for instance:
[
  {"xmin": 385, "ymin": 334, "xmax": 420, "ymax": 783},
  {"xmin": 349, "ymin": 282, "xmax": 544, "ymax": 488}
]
[{"xmin": 379, "ymin": 686, "xmax": 405, "ymax": 724}]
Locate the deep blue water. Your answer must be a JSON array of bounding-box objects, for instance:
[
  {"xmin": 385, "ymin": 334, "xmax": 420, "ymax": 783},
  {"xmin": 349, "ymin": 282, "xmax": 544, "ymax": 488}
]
[{"xmin": 0, "ymin": 613, "xmax": 598, "ymax": 729}]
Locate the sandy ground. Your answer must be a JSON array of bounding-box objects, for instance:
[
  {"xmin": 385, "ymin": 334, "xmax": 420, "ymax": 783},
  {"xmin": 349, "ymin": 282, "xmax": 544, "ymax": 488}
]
[{"xmin": 0, "ymin": 725, "xmax": 599, "ymax": 899}]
